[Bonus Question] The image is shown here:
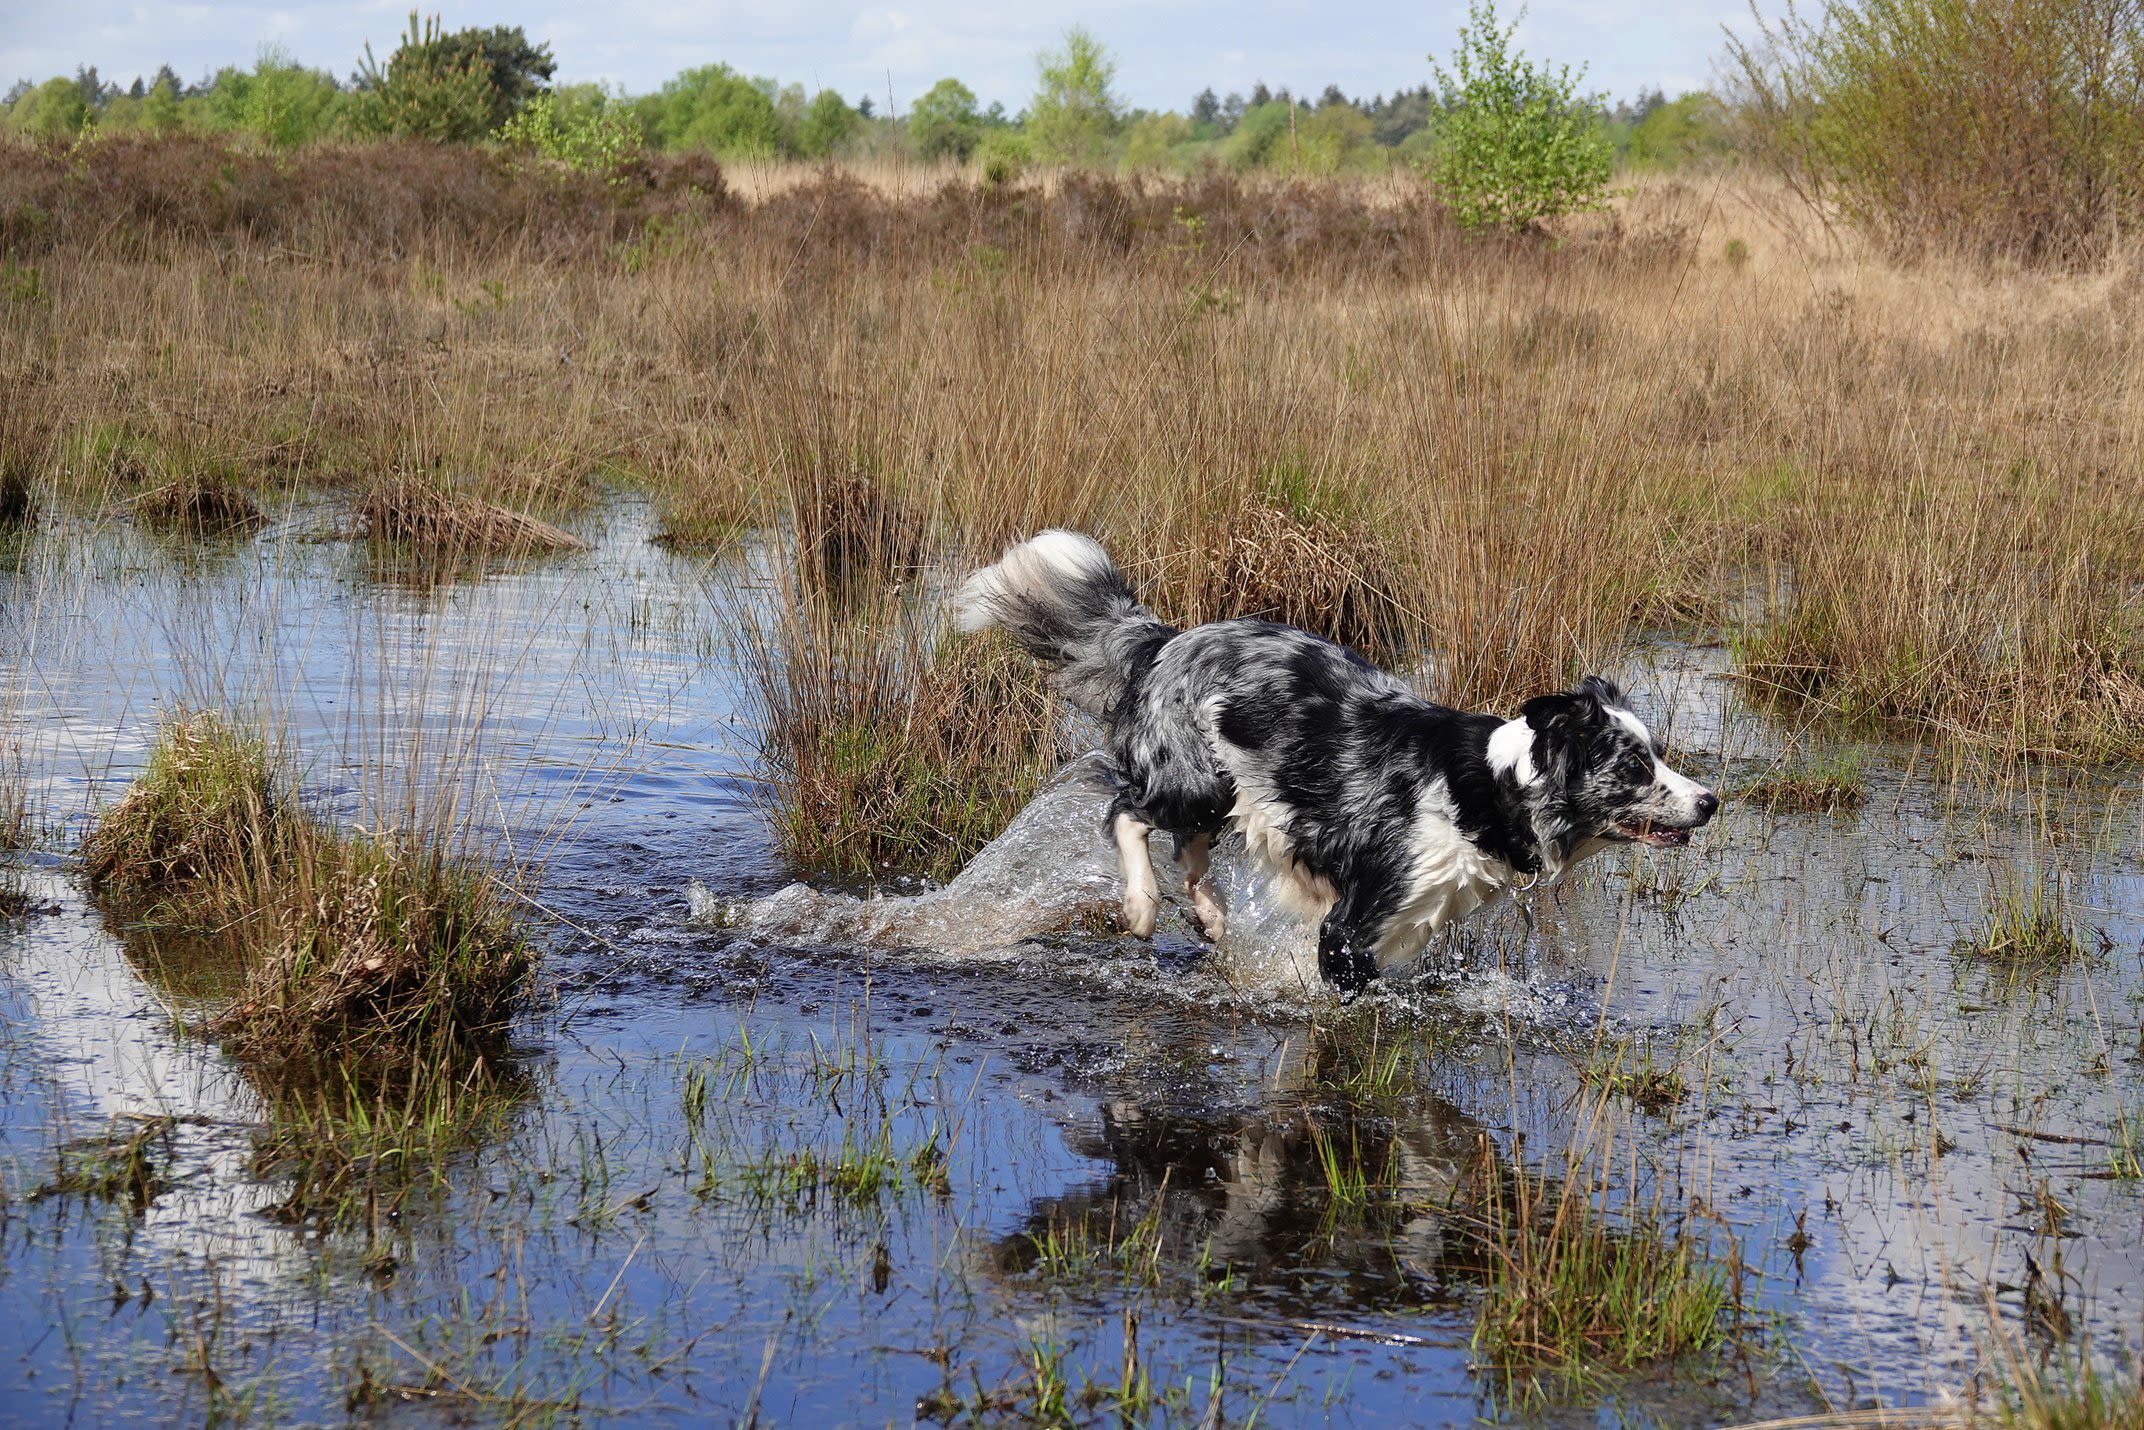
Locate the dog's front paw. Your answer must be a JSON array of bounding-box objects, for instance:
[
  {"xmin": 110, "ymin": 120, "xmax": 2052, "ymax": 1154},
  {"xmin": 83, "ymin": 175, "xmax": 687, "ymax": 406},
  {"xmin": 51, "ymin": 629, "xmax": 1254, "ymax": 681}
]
[
  {"xmin": 1189, "ymin": 884, "xmax": 1226, "ymax": 942},
  {"xmin": 1122, "ymin": 890, "xmax": 1159, "ymax": 939}
]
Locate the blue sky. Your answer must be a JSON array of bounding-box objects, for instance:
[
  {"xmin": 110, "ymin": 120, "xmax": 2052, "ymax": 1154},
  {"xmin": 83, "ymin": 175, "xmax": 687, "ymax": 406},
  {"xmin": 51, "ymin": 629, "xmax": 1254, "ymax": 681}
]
[{"xmin": 1, "ymin": 0, "xmax": 1756, "ymax": 112}]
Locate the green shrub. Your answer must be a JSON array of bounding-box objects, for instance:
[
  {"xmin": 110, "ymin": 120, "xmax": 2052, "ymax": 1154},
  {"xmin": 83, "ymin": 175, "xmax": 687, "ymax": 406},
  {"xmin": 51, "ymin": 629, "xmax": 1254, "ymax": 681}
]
[
  {"xmin": 3, "ymin": 77, "xmax": 93, "ymax": 139},
  {"xmin": 496, "ymin": 87, "xmax": 643, "ymax": 173},
  {"xmin": 637, "ymin": 64, "xmax": 784, "ymax": 157},
  {"xmin": 199, "ymin": 53, "xmax": 348, "ymax": 148},
  {"xmin": 1025, "ymin": 26, "xmax": 1120, "ymax": 165},
  {"xmin": 1627, "ymin": 92, "xmax": 1733, "ymax": 170},
  {"xmin": 1729, "ymin": 0, "xmax": 2144, "ymax": 265},
  {"xmin": 1426, "ymin": 0, "xmax": 1615, "ymax": 231}
]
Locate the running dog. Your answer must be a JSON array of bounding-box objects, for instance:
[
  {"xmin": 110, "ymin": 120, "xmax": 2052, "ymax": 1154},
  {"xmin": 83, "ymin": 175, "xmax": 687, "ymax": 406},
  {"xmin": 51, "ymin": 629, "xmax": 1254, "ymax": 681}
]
[{"xmin": 955, "ymin": 530, "xmax": 1718, "ymax": 990}]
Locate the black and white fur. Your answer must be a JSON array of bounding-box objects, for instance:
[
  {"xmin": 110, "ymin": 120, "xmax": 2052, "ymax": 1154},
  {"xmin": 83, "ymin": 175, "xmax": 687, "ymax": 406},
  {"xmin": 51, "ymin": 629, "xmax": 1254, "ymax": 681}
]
[{"xmin": 955, "ymin": 530, "xmax": 1719, "ymax": 991}]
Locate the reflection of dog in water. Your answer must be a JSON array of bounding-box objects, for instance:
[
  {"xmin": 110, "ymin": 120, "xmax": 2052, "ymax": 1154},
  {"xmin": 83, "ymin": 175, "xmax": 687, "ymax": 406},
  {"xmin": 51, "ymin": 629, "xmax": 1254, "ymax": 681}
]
[
  {"xmin": 957, "ymin": 531, "xmax": 1719, "ymax": 990},
  {"xmin": 988, "ymin": 1033, "xmax": 1491, "ymax": 1307}
]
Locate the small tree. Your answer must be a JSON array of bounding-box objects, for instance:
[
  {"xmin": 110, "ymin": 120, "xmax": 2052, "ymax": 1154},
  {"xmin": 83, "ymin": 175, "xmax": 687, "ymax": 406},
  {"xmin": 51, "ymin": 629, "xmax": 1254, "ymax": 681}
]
[
  {"xmin": 2, "ymin": 77, "xmax": 93, "ymax": 138},
  {"xmin": 1027, "ymin": 26, "xmax": 1120, "ymax": 165},
  {"xmin": 908, "ymin": 77, "xmax": 982, "ymax": 161},
  {"xmin": 496, "ymin": 86, "xmax": 643, "ymax": 173},
  {"xmin": 638, "ymin": 64, "xmax": 783, "ymax": 157},
  {"xmin": 797, "ymin": 89, "xmax": 858, "ymax": 157},
  {"xmin": 352, "ymin": 12, "xmax": 554, "ymax": 143},
  {"xmin": 1427, "ymin": 0, "xmax": 1613, "ymax": 231}
]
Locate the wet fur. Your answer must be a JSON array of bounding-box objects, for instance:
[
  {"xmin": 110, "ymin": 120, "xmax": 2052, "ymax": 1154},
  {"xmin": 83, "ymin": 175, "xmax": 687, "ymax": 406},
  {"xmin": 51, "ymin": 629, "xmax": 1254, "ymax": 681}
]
[{"xmin": 957, "ymin": 531, "xmax": 1718, "ymax": 990}]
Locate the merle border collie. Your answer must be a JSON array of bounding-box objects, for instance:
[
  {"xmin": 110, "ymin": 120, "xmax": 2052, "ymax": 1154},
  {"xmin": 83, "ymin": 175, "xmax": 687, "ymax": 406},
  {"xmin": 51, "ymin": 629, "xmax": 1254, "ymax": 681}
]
[{"xmin": 956, "ymin": 530, "xmax": 1719, "ymax": 991}]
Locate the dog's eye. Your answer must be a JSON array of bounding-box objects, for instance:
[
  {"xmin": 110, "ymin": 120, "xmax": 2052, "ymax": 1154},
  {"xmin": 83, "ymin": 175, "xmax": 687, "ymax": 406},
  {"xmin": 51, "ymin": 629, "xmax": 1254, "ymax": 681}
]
[{"xmin": 1622, "ymin": 752, "xmax": 1653, "ymax": 782}]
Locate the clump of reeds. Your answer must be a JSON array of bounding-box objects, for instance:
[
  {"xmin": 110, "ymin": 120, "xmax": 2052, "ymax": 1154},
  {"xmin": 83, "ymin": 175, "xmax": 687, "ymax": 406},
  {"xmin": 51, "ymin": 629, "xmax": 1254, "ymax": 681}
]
[
  {"xmin": 1742, "ymin": 749, "xmax": 1869, "ymax": 813},
  {"xmin": 1956, "ymin": 866, "xmax": 2089, "ymax": 966},
  {"xmin": 790, "ymin": 468, "xmax": 928, "ymax": 591},
  {"xmin": 1467, "ymin": 1135, "xmax": 1743, "ymax": 1394},
  {"xmin": 354, "ymin": 476, "xmax": 585, "ymax": 557},
  {"xmin": 1163, "ymin": 494, "xmax": 1412, "ymax": 660},
  {"xmin": 82, "ymin": 710, "xmax": 283, "ymax": 894},
  {"xmin": 129, "ymin": 472, "xmax": 265, "ymax": 536},
  {"xmin": 745, "ymin": 607, "xmax": 1071, "ymax": 882},
  {"xmin": 83, "ymin": 709, "xmax": 532, "ymax": 1074}
]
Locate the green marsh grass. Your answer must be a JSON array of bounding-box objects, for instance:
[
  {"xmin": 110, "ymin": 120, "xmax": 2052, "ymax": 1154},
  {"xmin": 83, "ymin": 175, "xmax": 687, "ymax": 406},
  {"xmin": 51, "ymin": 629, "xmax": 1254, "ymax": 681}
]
[
  {"xmin": 1743, "ymin": 749, "xmax": 1870, "ymax": 813},
  {"xmin": 1467, "ymin": 1132, "xmax": 1744, "ymax": 1397},
  {"xmin": 737, "ymin": 539, "xmax": 1074, "ymax": 881},
  {"xmin": 1957, "ymin": 867, "xmax": 2090, "ymax": 968},
  {"xmin": 33, "ymin": 1113, "xmax": 177, "ymax": 1215},
  {"xmin": 83, "ymin": 708, "xmax": 533, "ymax": 1078}
]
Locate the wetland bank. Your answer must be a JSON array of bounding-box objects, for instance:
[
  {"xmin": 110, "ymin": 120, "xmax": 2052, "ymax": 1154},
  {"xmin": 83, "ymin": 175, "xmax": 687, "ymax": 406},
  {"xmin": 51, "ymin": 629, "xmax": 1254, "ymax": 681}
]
[{"xmin": 1, "ymin": 141, "xmax": 2143, "ymax": 1425}]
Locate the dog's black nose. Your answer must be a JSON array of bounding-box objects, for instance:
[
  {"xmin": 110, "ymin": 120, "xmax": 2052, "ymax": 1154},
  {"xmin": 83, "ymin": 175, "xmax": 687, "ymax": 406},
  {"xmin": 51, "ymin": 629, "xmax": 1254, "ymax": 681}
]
[{"xmin": 1695, "ymin": 790, "xmax": 1720, "ymax": 823}]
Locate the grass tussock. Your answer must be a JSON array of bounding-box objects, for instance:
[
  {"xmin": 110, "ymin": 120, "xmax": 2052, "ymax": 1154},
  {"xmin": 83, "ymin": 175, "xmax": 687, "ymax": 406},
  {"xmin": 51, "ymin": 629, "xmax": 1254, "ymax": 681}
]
[
  {"xmin": 1957, "ymin": 867, "xmax": 2090, "ymax": 967},
  {"xmin": 129, "ymin": 472, "xmax": 265, "ymax": 536},
  {"xmin": 83, "ymin": 709, "xmax": 532, "ymax": 1075},
  {"xmin": 1156, "ymin": 492, "xmax": 1411, "ymax": 660},
  {"xmin": 1468, "ymin": 1135, "xmax": 1743, "ymax": 1395},
  {"xmin": 743, "ymin": 578, "xmax": 1074, "ymax": 881},
  {"xmin": 355, "ymin": 476, "xmax": 585, "ymax": 557},
  {"xmin": 1743, "ymin": 749, "xmax": 1869, "ymax": 813}
]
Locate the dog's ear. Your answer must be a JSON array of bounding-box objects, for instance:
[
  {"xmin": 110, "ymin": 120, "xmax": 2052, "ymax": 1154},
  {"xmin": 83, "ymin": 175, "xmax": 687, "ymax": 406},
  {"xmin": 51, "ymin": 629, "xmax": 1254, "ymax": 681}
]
[
  {"xmin": 1520, "ymin": 681, "xmax": 1612, "ymax": 738},
  {"xmin": 1521, "ymin": 678, "xmax": 1616, "ymax": 780}
]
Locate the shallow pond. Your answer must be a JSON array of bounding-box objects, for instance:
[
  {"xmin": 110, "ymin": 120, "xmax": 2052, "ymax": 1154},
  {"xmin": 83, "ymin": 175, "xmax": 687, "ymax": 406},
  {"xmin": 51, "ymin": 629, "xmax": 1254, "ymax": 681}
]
[{"xmin": 2, "ymin": 503, "xmax": 2141, "ymax": 1426}]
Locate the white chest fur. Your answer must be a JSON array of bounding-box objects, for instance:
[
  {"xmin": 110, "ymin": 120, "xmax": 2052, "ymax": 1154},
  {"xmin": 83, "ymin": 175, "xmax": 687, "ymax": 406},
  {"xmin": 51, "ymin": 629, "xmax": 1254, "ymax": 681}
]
[{"xmin": 1371, "ymin": 779, "xmax": 1515, "ymax": 970}]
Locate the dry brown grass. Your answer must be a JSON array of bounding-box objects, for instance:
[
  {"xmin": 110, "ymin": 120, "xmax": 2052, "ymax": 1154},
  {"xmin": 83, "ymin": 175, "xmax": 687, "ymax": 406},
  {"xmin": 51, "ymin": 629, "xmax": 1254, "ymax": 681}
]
[
  {"xmin": 6, "ymin": 138, "xmax": 2142, "ymax": 761},
  {"xmin": 129, "ymin": 473, "xmax": 265, "ymax": 535},
  {"xmin": 354, "ymin": 476, "xmax": 585, "ymax": 556}
]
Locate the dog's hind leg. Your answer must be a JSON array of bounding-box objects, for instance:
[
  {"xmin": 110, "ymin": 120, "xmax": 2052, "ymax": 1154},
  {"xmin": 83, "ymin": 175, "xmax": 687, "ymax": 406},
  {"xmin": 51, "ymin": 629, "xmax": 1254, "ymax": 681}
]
[
  {"xmin": 1179, "ymin": 832, "xmax": 1226, "ymax": 942},
  {"xmin": 1112, "ymin": 809, "xmax": 1161, "ymax": 938}
]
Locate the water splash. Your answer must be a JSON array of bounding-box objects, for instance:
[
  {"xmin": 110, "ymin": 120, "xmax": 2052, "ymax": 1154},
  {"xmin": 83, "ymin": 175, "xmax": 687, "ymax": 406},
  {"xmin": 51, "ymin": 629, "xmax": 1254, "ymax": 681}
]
[{"xmin": 693, "ymin": 754, "xmax": 1327, "ymax": 990}]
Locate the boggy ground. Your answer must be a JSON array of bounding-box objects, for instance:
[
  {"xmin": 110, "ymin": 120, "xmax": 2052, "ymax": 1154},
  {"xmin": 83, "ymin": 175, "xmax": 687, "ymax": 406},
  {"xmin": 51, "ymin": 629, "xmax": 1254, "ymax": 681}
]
[
  {"xmin": 3, "ymin": 141, "xmax": 2144, "ymax": 1425},
  {"xmin": 0, "ymin": 506, "xmax": 2141, "ymax": 1426}
]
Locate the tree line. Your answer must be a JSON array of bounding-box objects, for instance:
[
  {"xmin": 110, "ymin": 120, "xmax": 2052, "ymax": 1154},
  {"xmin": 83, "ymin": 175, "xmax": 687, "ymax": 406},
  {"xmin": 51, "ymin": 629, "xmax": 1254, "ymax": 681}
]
[{"xmin": 0, "ymin": 10, "xmax": 1728, "ymax": 177}]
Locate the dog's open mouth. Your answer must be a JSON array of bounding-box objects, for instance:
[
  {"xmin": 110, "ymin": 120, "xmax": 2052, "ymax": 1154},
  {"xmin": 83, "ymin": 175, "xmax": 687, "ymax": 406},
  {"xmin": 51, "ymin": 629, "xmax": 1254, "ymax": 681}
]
[{"xmin": 1614, "ymin": 820, "xmax": 1693, "ymax": 848}]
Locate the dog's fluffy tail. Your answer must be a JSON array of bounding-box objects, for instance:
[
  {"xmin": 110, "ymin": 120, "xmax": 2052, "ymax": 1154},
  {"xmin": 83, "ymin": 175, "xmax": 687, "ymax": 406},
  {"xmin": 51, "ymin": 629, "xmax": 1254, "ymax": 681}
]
[{"xmin": 954, "ymin": 530, "xmax": 1173, "ymax": 721}]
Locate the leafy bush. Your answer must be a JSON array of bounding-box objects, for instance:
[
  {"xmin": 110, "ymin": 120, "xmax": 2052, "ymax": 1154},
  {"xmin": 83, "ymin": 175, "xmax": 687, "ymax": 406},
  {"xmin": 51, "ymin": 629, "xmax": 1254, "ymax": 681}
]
[
  {"xmin": 1427, "ymin": 0, "xmax": 1615, "ymax": 231},
  {"xmin": 1627, "ymin": 92, "xmax": 1732, "ymax": 170},
  {"xmin": 1729, "ymin": 0, "xmax": 2144, "ymax": 266},
  {"xmin": 637, "ymin": 64, "xmax": 784, "ymax": 157},
  {"xmin": 496, "ymin": 86, "xmax": 643, "ymax": 173},
  {"xmin": 796, "ymin": 89, "xmax": 858, "ymax": 157},
  {"xmin": 2, "ymin": 77, "xmax": 93, "ymax": 139},
  {"xmin": 199, "ymin": 51, "xmax": 348, "ymax": 148}
]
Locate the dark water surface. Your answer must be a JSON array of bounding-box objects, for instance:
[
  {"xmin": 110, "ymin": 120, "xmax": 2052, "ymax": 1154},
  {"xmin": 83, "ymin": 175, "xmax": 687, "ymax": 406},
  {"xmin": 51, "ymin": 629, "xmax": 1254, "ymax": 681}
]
[{"xmin": 2, "ymin": 504, "xmax": 2141, "ymax": 1426}]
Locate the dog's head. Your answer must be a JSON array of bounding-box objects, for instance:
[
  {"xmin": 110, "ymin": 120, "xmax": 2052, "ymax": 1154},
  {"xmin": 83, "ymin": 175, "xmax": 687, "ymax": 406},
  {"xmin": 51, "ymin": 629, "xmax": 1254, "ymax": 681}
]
[{"xmin": 1502, "ymin": 676, "xmax": 1718, "ymax": 864}]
